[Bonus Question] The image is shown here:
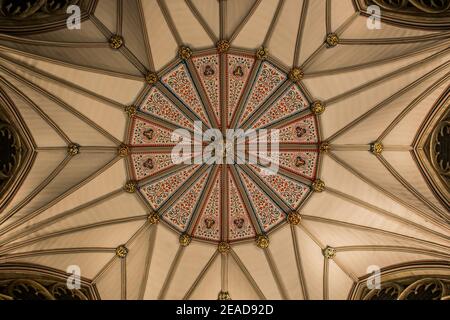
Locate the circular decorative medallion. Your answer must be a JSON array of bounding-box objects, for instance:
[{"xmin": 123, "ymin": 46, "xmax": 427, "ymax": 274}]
[{"xmin": 128, "ymin": 49, "xmax": 320, "ymax": 243}]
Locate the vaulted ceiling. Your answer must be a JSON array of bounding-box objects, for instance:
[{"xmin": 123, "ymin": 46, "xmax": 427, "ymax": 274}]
[{"xmin": 0, "ymin": 0, "xmax": 449, "ymax": 300}]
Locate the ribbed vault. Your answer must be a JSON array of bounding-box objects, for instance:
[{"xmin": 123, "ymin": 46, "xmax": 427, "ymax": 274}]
[{"xmin": 0, "ymin": 0, "xmax": 448, "ymax": 300}]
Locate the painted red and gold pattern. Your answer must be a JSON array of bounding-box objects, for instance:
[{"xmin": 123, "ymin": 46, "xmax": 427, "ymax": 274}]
[
  {"xmin": 130, "ymin": 153, "xmax": 176, "ymax": 181},
  {"xmin": 129, "ymin": 116, "xmax": 191, "ymax": 147},
  {"xmin": 161, "ymin": 63, "xmax": 211, "ymax": 127},
  {"xmin": 226, "ymin": 54, "xmax": 255, "ymax": 126},
  {"xmin": 228, "ymin": 170, "xmax": 256, "ymax": 241},
  {"xmin": 140, "ymin": 165, "xmax": 199, "ymax": 210},
  {"xmin": 276, "ymin": 115, "xmax": 319, "ymax": 144},
  {"xmin": 249, "ymin": 164, "xmax": 310, "ymax": 209},
  {"xmin": 238, "ymin": 168, "xmax": 286, "ymax": 232},
  {"xmin": 238, "ymin": 61, "xmax": 286, "ymax": 126},
  {"xmin": 140, "ymin": 87, "xmax": 193, "ymax": 130},
  {"xmin": 162, "ymin": 169, "xmax": 211, "ymax": 232},
  {"xmin": 193, "ymin": 170, "xmax": 221, "ymax": 241},
  {"xmin": 192, "ymin": 54, "xmax": 221, "ymax": 125},
  {"xmin": 251, "ymin": 84, "xmax": 309, "ymax": 129}
]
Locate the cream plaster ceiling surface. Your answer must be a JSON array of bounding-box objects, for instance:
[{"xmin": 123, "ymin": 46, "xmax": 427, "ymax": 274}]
[{"xmin": 0, "ymin": 0, "xmax": 449, "ymax": 300}]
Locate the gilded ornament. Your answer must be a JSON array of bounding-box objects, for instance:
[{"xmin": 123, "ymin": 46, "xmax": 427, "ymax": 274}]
[
  {"xmin": 310, "ymin": 101, "xmax": 326, "ymax": 115},
  {"xmin": 370, "ymin": 142, "xmax": 384, "ymax": 155},
  {"xmin": 179, "ymin": 46, "xmax": 193, "ymax": 60},
  {"xmin": 145, "ymin": 72, "xmax": 159, "ymax": 85},
  {"xmin": 326, "ymin": 33, "xmax": 339, "ymax": 47},
  {"xmin": 322, "ymin": 246, "xmax": 336, "ymax": 259},
  {"xmin": 148, "ymin": 212, "xmax": 160, "ymax": 225},
  {"xmin": 179, "ymin": 233, "xmax": 191, "ymax": 247},
  {"xmin": 312, "ymin": 179, "xmax": 325, "ymax": 192},
  {"xmin": 218, "ymin": 241, "xmax": 231, "ymax": 254},
  {"xmin": 109, "ymin": 35, "xmax": 124, "ymax": 49},
  {"xmin": 320, "ymin": 142, "xmax": 331, "ymax": 153},
  {"xmin": 124, "ymin": 105, "xmax": 136, "ymax": 117},
  {"xmin": 216, "ymin": 40, "xmax": 230, "ymax": 53},
  {"xmin": 287, "ymin": 211, "xmax": 302, "ymax": 225},
  {"xmin": 256, "ymin": 234, "xmax": 269, "ymax": 249},
  {"xmin": 256, "ymin": 46, "xmax": 268, "ymax": 60},
  {"xmin": 118, "ymin": 144, "xmax": 130, "ymax": 157},
  {"xmin": 289, "ymin": 67, "xmax": 304, "ymax": 83},
  {"xmin": 218, "ymin": 291, "xmax": 231, "ymax": 300},
  {"xmin": 67, "ymin": 143, "xmax": 80, "ymax": 156},
  {"xmin": 115, "ymin": 245, "xmax": 128, "ymax": 258},
  {"xmin": 124, "ymin": 181, "xmax": 137, "ymax": 193}
]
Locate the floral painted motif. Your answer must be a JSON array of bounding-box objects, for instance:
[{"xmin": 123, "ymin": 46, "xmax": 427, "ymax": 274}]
[
  {"xmin": 238, "ymin": 169, "xmax": 286, "ymax": 232},
  {"xmin": 163, "ymin": 169, "xmax": 211, "ymax": 232},
  {"xmin": 250, "ymin": 164, "xmax": 310, "ymax": 209},
  {"xmin": 193, "ymin": 171, "xmax": 221, "ymax": 241},
  {"xmin": 226, "ymin": 54, "xmax": 255, "ymax": 125},
  {"xmin": 228, "ymin": 170, "xmax": 255, "ymax": 241},
  {"xmin": 140, "ymin": 87, "xmax": 193, "ymax": 130},
  {"xmin": 131, "ymin": 153, "xmax": 176, "ymax": 180},
  {"xmin": 278, "ymin": 151, "xmax": 318, "ymax": 180},
  {"xmin": 192, "ymin": 54, "xmax": 220, "ymax": 125},
  {"xmin": 239, "ymin": 62, "xmax": 287, "ymax": 126},
  {"xmin": 140, "ymin": 165, "xmax": 199, "ymax": 210},
  {"xmin": 130, "ymin": 117, "xmax": 190, "ymax": 147},
  {"xmin": 277, "ymin": 115, "xmax": 319, "ymax": 144},
  {"xmin": 251, "ymin": 84, "xmax": 309, "ymax": 129},
  {"xmin": 161, "ymin": 63, "xmax": 211, "ymax": 126}
]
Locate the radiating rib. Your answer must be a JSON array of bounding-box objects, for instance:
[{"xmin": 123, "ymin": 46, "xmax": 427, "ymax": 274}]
[
  {"xmin": 293, "ymin": 0, "xmax": 309, "ymax": 67},
  {"xmin": 157, "ymin": 0, "xmax": 182, "ymax": 46},
  {"xmin": 183, "ymin": 251, "xmax": 219, "ymax": 300},
  {"xmin": 290, "ymin": 224, "xmax": 309, "ymax": 299},
  {"xmin": 185, "ymin": 0, "xmax": 218, "ymax": 43},
  {"xmin": 138, "ymin": 224, "xmax": 158, "ymax": 300},
  {"xmin": 378, "ymin": 72, "xmax": 450, "ymax": 141},
  {"xmin": 376, "ymin": 154, "xmax": 448, "ymax": 221},
  {"xmin": 325, "ymin": 154, "xmax": 449, "ymax": 235},
  {"xmin": 0, "ymin": 215, "xmax": 147, "ymax": 255},
  {"xmin": 0, "ymin": 63, "xmax": 124, "ymax": 145},
  {"xmin": 158, "ymin": 246, "xmax": 185, "ymax": 299},
  {"xmin": 335, "ymin": 245, "xmax": 450, "ymax": 260},
  {"xmin": 301, "ymin": 215, "xmax": 449, "ymax": 253},
  {"xmin": 0, "ymin": 157, "xmax": 121, "ymax": 237},
  {"xmin": 0, "ymin": 155, "xmax": 72, "ymax": 229},
  {"xmin": 325, "ymin": 48, "xmax": 450, "ymax": 106},
  {"xmin": 0, "ymin": 52, "xmax": 125, "ymax": 110},
  {"xmin": 326, "ymin": 60, "xmax": 450, "ymax": 142},
  {"xmin": 263, "ymin": 0, "xmax": 285, "ymax": 47},
  {"xmin": 264, "ymin": 247, "xmax": 289, "ymax": 300},
  {"xmin": 323, "ymin": 256, "xmax": 329, "ymax": 300},
  {"xmin": 137, "ymin": 0, "xmax": 156, "ymax": 71},
  {"xmin": 0, "ymin": 76, "xmax": 71, "ymax": 143},
  {"xmin": 229, "ymin": 0, "xmax": 263, "ymax": 44},
  {"xmin": 339, "ymin": 32, "xmax": 450, "ymax": 45},
  {"xmin": 229, "ymin": 249, "xmax": 266, "ymax": 300}
]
